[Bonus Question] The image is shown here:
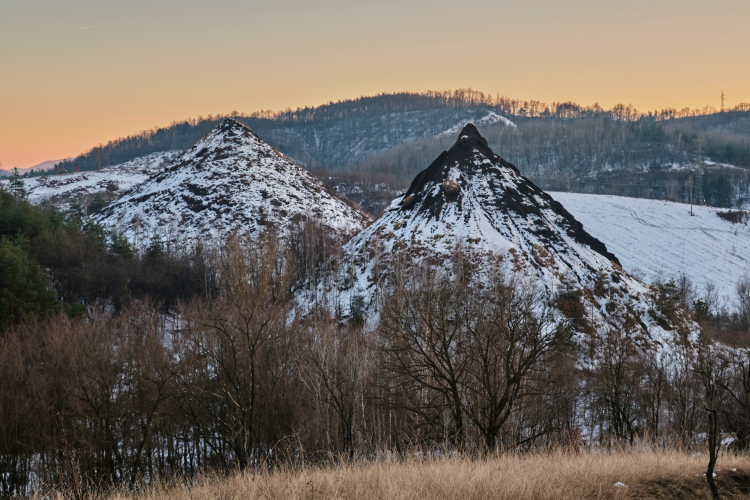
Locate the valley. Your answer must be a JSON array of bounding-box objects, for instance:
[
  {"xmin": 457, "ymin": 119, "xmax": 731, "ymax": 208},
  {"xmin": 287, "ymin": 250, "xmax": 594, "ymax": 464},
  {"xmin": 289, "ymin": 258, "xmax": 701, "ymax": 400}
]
[{"xmin": 2, "ymin": 115, "xmax": 749, "ymax": 500}]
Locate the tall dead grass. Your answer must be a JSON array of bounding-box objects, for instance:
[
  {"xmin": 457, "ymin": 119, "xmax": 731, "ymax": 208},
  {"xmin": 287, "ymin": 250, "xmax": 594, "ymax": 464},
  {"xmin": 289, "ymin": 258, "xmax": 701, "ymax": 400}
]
[{"xmin": 99, "ymin": 449, "xmax": 750, "ymax": 500}]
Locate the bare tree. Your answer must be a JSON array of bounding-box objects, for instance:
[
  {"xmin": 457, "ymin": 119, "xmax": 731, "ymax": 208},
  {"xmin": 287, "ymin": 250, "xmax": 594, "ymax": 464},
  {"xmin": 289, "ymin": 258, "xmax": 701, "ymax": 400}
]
[
  {"xmin": 379, "ymin": 262, "xmax": 471, "ymax": 447},
  {"xmin": 718, "ymin": 346, "xmax": 750, "ymax": 448},
  {"xmin": 591, "ymin": 327, "xmax": 645, "ymax": 444},
  {"xmin": 696, "ymin": 342, "xmax": 728, "ymax": 500},
  {"xmin": 173, "ymin": 232, "xmax": 297, "ymax": 469},
  {"xmin": 299, "ymin": 318, "xmax": 371, "ymax": 457},
  {"xmin": 463, "ymin": 275, "xmax": 571, "ymax": 450},
  {"xmin": 736, "ymin": 275, "xmax": 750, "ymax": 332}
]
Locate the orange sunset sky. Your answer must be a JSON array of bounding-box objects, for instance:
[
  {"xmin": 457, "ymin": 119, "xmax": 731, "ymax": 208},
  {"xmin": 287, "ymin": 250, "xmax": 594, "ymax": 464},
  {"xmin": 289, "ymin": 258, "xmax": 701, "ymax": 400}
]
[{"xmin": 1, "ymin": 0, "xmax": 749, "ymax": 170}]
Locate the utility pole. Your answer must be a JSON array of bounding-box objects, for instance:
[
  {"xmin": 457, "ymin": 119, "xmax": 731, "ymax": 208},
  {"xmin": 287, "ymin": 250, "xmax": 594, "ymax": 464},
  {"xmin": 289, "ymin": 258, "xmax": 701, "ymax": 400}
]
[
  {"xmin": 695, "ymin": 167, "xmax": 706, "ymax": 206},
  {"xmin": 694, "ymin": 138, "xmax": 706, "ymax": 206},
  {"xmin": 688, "ymin": 174, "xmax": 694, "ymax": 216},
  {"xmin": 721, "ymin": 90, "xmax": 725, "ymax": 112}
]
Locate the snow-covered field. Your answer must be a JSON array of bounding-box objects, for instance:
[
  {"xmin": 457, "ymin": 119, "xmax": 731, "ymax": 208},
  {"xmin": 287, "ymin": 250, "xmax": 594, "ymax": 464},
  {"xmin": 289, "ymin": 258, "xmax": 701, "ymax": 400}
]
[
  {"xmin": 2, "ymin": 152, "xmax": 178, "ymax": 210},
  {"xmin": 550, "ymin": 192, "xmax": 750, "ymax": 304}
]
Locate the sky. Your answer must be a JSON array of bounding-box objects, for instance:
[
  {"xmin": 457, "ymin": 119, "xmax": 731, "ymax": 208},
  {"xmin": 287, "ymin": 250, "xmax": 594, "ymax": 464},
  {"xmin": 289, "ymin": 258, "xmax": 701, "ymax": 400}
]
[{"xmin": 1, "ymin": 0, "xmax": 749, "ymax": 170}]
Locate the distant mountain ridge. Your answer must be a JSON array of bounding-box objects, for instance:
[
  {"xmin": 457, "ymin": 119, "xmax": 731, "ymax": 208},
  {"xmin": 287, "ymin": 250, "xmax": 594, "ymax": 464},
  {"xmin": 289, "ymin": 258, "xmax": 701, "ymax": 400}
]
[
  {"xmin": 56, "ymin": 100, "xmax": 512, "ymax": 174},
  {"xmin": 0, "ymin": 159, "xmax": 70, "ymax": 177},
  {"xmin": 24, "ymin": 90, "xmax": 750, "ymax": 209},
  {"xmin": 52, "ymin": 90, "xmax": 749, "ymax": 175}
]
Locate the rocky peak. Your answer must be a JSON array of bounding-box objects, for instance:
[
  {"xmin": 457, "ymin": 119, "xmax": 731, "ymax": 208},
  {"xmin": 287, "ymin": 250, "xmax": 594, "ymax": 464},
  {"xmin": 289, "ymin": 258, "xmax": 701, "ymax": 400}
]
[
  {"xmin": 397, "ymin": 123, "xmax": 618, "ymax": 266},
  {"xmin": 456, "ymin": 123, "xmax": 489, "ymax": 147}
]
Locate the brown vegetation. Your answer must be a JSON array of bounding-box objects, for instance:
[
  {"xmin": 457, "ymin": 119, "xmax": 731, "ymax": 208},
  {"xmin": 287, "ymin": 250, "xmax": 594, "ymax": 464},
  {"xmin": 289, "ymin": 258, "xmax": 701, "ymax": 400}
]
[
  {"xmin": 441, "ymin": 178, "xmax": 460, "ymax": 195},
  {"xmin": 101, "ymin": 450, "xmax": 750, "ymax": 500},
  {"xmin": 716, "ymin": 210, "xmax": 749, "ymax": 224},
  {"xmin": 3, "ymin": 231, "xmax": 750, "ymax": 498}
]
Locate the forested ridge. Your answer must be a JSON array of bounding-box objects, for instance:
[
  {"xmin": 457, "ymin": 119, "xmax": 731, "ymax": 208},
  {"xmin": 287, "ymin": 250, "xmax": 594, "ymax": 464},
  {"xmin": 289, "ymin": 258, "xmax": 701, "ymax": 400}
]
[
  {"xmin": 17, "ymin": 89, "xmax": 747, "ymax": 208},
  {"xmin": 365, "ymin": 112, "xmax": 750, "ymax": 208}
]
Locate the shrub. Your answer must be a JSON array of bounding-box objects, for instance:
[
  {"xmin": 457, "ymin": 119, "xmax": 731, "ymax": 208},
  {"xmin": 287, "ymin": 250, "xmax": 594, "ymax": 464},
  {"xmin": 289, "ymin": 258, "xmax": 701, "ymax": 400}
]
[
  {"xmin": 442, "ymin": 178, "xmax": 460, "ymax": 195},
  {"xmin": 717, "ymin": 210, "xmax": 748, "ymax": 224},
  {"xmin": 88, "ymin": 194, "xmax": 110, "ymax": 214}
]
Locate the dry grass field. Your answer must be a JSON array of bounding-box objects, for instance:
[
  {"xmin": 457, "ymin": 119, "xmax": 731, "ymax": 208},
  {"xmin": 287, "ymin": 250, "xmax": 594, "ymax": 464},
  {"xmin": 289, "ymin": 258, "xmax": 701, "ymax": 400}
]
[{"xmin": 98, "ymin": 449, "xmax": 750, "ymax": 500}]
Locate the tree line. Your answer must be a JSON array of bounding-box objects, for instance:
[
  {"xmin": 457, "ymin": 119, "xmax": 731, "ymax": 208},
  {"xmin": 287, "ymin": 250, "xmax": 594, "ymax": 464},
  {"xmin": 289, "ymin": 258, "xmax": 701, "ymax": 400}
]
[
  {"xmin": 0, "ymin": 185, "xmax": 218, "ymax": 328},
  {"xmin": 1, "ymin": 213, "xmax": 749, "ymax": 497},
  {"xmin": 17, "ymin": 91, "xmax": 748, "ymax": 188}
]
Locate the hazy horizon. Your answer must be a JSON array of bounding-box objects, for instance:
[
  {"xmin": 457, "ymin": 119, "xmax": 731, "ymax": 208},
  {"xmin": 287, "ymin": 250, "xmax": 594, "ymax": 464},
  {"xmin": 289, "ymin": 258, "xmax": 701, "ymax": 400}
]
[{"xmin": 2, "ymin": 0, "xmax": 749, "ymax": 169}]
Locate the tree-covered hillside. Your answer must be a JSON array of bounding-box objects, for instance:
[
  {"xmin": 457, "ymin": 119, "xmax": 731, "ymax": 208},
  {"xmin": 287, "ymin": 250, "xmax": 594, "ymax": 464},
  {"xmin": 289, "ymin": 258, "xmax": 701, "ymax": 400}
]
[
  {"xmin": 24, "ymin": 90, "xmax": 750, "ymax": 207},
  {"xmin": 52, "ymin": 91, "xmax": 512, "ymax": 173},
  {"xmin": 363, "ymin": 112, "xmax": 750, "ymax": 208}
]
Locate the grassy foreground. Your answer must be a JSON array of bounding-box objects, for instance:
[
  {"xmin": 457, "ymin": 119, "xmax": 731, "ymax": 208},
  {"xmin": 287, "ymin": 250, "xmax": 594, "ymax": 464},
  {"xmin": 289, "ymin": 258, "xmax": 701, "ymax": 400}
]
[{"xmin": 99, "ymin": 450, "xmax": 750, "ymax": 500}]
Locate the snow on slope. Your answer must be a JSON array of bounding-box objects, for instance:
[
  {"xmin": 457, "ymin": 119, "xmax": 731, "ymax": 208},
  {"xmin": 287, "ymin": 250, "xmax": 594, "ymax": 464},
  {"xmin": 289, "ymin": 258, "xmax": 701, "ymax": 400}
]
[
  {"xmin": 94, "ymin": 119, "xmax": 371, "ymax": 247},
  {"xmin": 440, "ymin": 111, "xmax": 516, "ymax": 136},
  {"xmin": 549, "ymin": 192, "xmax": 750, "ymax": 304},
  {"xmin": 3, "ymin": 152, "xmax": 178, "ymax": 210},
  {"xmin": 264, "ymin": 107, "xmax": 516, "ymax": 168},
  {"xmin": 317, "ymin": 124, "xmax": 695, "ymax": 346}
]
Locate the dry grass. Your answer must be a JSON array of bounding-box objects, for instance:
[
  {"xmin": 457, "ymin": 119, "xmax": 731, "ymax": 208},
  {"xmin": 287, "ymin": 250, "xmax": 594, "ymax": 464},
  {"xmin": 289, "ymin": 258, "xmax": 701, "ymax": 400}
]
[{"xmin": 101, "ymin": 450, "xmax": 750, "ymax": 500}]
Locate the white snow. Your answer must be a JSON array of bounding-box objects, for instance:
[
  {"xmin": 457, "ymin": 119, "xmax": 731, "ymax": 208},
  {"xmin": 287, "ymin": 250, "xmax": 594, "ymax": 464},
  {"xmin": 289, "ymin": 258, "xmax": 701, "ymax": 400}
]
[
  {"xmin": 722, "ymin": 436, "xmax": 737, "ymax": 447},
  {"xmin": 440, "ymin": 111, "xmax": 516, "ymax": 136},
  {"xmin": 549, "ymin": 192, "xmax": 750, "ymax": 304},
  {"xmin": 3, "ymin": 151, "xmax": 179, "ymax": 211},
  {"xmin": 664, "ymin": 160, "xmax": 741, "ymax": 172},
  {"xmin": 93, "ymin": 119, "xmax": 370, "ymax": 247}
]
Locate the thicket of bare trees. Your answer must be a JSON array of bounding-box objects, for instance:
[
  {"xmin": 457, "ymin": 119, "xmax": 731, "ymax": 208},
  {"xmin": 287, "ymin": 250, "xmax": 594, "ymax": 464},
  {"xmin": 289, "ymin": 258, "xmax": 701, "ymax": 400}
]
[{"xmin": 1, "ymin": 235, "xmax": 749, "ymax": 497}]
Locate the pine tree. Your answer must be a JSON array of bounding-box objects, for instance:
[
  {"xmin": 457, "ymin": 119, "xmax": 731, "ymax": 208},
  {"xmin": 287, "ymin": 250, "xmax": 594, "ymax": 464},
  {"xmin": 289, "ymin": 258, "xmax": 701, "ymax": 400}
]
[
  {"xmin": 0, "ymin": 238, "xmax": 58, "ymax": 327},
  {"xmin": 109, "ymin": 231, "xmax": 134, "ymax": 259},
  {"xmin": 9, "ymin": 167, "xmax": 26, "ymax": 203}
]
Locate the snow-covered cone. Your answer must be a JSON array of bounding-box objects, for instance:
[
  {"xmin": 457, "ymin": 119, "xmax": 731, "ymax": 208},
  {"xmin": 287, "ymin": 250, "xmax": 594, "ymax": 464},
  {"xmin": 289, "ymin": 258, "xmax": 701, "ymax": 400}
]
[
  {"xmin": 333, "ymin": 124, "xmax": 695, "ymax": 343},
  {"xmin": 94, "ymin": 118, "xmax": 370, "ymax": 246}
]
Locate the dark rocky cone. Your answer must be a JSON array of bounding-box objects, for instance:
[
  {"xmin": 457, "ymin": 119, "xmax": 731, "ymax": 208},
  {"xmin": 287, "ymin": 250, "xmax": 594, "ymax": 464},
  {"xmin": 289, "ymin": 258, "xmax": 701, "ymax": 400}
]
[{"xmin": 401, "ymin": 123, "xmax": 620, "ymax": 266}]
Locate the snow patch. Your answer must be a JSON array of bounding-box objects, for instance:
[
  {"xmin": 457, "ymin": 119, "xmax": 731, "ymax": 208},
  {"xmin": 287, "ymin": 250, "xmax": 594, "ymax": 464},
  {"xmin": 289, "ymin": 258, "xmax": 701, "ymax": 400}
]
[
  {"xmin": 441, "ymin": 111, "xmax": 516, "ymax": 136},
  {"xmin": 2, "ymin": 151, "xmax": 179, "ymax": 211},
  {"xmin": 549, "ymin": 192, "xmax": 750, "ymax": 303}
]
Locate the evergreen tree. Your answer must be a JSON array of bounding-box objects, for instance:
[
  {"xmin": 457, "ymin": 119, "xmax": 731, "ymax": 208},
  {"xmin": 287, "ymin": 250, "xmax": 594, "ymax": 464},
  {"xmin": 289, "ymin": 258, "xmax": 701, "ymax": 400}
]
[
  {"xmin": 9, "ymin": 167, "xmax": 27, "ymax": 203},
  {"xmin": 0, "ymin": 237, "xmax": 58, "ymax": 327},
  {"xmin": 87, "ymin": 194, "xmax": 109, "ymax": 214},
  {"xmin": 146, "ymin": 234, "xmax": 164, "ymax": 261},
  {"xmin": 109, "ymin": 231, "xmax": 134, "ymax": 259}
]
